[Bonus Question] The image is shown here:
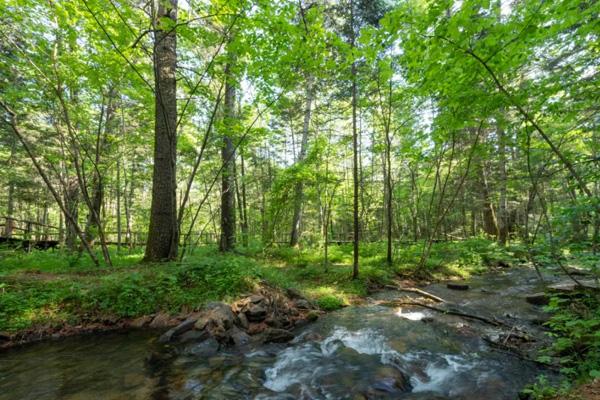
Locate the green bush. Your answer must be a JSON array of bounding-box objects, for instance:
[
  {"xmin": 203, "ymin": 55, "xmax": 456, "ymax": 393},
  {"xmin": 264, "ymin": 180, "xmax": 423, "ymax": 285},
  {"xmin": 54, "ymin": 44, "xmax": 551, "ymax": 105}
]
[
  {"xmin": 317, "ymin": 295, "xmax": 345, "ymax": 311},
  {"xmin": 541, "ymin": 292, "xmax": 600, "ymax": 380}
]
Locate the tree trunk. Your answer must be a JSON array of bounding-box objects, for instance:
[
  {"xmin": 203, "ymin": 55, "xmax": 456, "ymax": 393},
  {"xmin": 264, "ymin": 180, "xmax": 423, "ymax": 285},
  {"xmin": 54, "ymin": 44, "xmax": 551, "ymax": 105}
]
[
  {"xmin": 64, "ymin": 177, "xmax": 80, "ymax": 252},
  {"xmin": 84, "ymin": 95, "xmax": 108, "ymax": 246},
  {"xmin": 289, "ymin": 75, "xmax": 313, "ymax": 246},
  {"xmin": 124, "ymin": 161, "xmax": 135, "ymax": 250},
  {"xmin": 3, "ymin": 134, "xmax": 16, "ymax": 237},
  {"xmin": 219, "ymin": 55, "xmax": 236, "ymax": 252},
  {"xmin": 145, "ymin": 0, "xmax": 179, "ymax": 261},
  {"xmin": 240, "ymin": 153, "xmax": 249, "ymax": 247},
  {"xmin": 351, "ymin": 24, "xmax": 360, "ymax": 279},
  {"xmin": 480, "ymin": 163, "xmax": 499, "ymax": 238},
  {"xmin": 383, "ymin": 78, "xmax": 393, "ymax": 265},
  {"xmin": 116, "ymin": 156, "xmax": 122, "ymax": 250},
  {"xmin": 497, "ymin": 123, "xmax": 509, "ymax": 246}
]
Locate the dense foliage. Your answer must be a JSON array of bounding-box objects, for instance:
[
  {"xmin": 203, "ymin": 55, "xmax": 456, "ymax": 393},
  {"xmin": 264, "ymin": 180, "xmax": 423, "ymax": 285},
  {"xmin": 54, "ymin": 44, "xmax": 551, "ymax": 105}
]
[{"xmin": 0, "ymin": 0, "xmax": 598, "ymax": 395}]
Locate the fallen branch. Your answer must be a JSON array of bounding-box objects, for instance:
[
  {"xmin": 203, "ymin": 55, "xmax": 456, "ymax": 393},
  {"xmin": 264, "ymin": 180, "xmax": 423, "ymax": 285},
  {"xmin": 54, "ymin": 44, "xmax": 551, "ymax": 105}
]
[
  {"xmin": 502, "ymin": 325, "xmax": 517, "ymax": 345},
  {"xmin": 384, "ymin": 285, "xmax": 447, "ymax": 303},
  {"xmin": 392, "ymin": 300, "xmax": 509, "ymax": 328},
  {"xmin": 482, "ymin": 336, "xmax": 559, "ymax": 370}
]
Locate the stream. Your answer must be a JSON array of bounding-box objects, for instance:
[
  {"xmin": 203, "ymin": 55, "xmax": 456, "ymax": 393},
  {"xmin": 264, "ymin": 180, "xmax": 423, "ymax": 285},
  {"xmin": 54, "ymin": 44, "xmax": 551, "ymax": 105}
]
[{"xmin": 0, "ymin": 267, "xmax": 560, "ymax": 399}]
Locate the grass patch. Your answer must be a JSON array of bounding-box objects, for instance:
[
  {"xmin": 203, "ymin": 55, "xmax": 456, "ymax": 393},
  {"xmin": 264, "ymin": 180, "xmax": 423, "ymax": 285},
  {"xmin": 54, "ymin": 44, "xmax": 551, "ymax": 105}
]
[
  {"xmin": 0, "ymin": 248, "xmax": 260, "ymax": 332},
  {"xmin": 317, "ymin": 295, "xmax": 346, "ymax": 311}
]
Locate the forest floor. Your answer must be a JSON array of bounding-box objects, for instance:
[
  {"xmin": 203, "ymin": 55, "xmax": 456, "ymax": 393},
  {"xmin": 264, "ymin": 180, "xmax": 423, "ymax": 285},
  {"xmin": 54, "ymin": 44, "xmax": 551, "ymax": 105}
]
[
  {"xmin": 546, "ymin": 380, "xmax": 600, "ymax": 400},
  {"xmin": 0, "ymin": 238, "xmax": 517, "ymax": 346}
]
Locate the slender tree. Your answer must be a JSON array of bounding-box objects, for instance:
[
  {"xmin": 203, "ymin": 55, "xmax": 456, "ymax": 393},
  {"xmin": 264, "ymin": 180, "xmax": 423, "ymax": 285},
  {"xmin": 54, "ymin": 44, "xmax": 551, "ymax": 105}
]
[{"xmin": 219, "ymin": 48, "xmax": 237, "ymax": 252}]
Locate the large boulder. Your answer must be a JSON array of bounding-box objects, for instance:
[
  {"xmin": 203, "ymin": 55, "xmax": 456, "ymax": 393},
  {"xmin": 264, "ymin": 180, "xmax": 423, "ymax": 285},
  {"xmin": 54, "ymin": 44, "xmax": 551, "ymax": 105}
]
[
  {"xmin": 194, "ymin": 302, "xmax": 236, "ymax": 338},
  {"xmin": 159, "ymin": 318, "xmax": 197, "ymax": 343}
]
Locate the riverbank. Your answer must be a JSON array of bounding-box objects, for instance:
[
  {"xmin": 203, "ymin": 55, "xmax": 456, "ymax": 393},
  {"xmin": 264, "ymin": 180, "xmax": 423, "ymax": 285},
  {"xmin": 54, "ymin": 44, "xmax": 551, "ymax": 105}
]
[
  {"xmin": 1, "ymin": 241, "xmax": 598, "ymax": 398},
  {"xmin": 0, "ymin": 263, "xmax": 561, "ymax": 399},
  {"xmin": 0, "ymin": 239, "xmax": 527, "ymax": 348}
]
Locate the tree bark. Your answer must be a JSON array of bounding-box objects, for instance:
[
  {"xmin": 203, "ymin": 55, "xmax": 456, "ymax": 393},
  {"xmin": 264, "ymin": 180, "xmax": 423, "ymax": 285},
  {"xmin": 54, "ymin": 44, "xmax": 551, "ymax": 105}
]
[
  {"xmin": 116, "ymin": 155, "xmax": 122, "ymax": 250},
  {"xmin": 123, "ymin": 161, "xmax": 135, "ymax": 249},
  {"xmin": 380, "ymin": 72, "xmax": 394, "ymax": 265},
  {"xmin": 350, "ymin": 0, "xmax": 360, "ymax": 279},
  {"xmin": 145, "ymin": 0, "xmax": 179, "ymax": 261},
  {"xmin": 3, "ymin": 133, "xmax": 16, "ymax": 238},
  {"xmin": 497, "ymin": 122, "xmax": 509, "ymax": 246},
  {"xmin": 480, "ymin": 164, "xmax": 498, "ymax": 238},
  {"xmin": 219, "ymin": 54, "xmax": 236, "ymax": 252},
  {"xmin": 64, "ymin": 177, "xmax": 80, "ymax": 252},
  {"xmin": 289, "ymin": 75, "xmax": 314, "ymax": 246},
  {"xmin": 240, "ymin": 153, "xmax": 249, "ymax": 247}
]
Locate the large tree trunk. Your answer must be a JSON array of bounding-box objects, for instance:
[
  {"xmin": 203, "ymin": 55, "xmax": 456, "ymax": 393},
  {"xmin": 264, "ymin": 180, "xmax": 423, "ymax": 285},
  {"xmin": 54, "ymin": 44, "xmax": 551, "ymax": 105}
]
[
  {"xmin": 219, "ymin": 56, "xmax": 236, "ymax": 252},
  {"xmin": 289, "ymin": 75, "xmax": 313, "ymax": 247},
  {"xmin": 145, "ymin": 0, "xmax": 179, "ymax": 261}
]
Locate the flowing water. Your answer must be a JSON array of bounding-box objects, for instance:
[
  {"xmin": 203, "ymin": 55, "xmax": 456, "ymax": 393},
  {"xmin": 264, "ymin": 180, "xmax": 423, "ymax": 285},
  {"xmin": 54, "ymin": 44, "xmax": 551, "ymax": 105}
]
[{"xmin": 0, "ymin": 267, "xmax": 560, "ymax": 400}]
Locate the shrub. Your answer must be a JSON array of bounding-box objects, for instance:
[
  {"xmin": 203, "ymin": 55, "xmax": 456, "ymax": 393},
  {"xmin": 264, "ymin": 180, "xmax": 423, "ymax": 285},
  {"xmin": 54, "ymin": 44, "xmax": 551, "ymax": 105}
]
[
  {"xmin": 541, "ymin": 292, "xmax": 600, "ymax": 380},
  {"xmin": 317, "ymin": 295, "xmax": 345, "ymax": 311}
]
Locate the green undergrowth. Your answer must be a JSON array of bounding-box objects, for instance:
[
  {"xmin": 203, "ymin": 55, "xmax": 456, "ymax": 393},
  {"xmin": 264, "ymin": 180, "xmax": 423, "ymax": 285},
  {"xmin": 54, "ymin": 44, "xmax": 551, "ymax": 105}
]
[
  {"xmin": 523, "ymin": 289, "xmax": 600, "ymax": 399},
  {"xmin": 520, "ymin": 247, "xmax": 600, "ymax": 400},
  {"xmin": 0, "ymin": 238, "xmax": 520, "ymax": 334},
  {"xmin": 264, "ymin": 237, "xmax": 523, "ymax": 281},
  {"xmin": 0, "ymin": 249, "xmax": 260, "ymax": 332}
]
